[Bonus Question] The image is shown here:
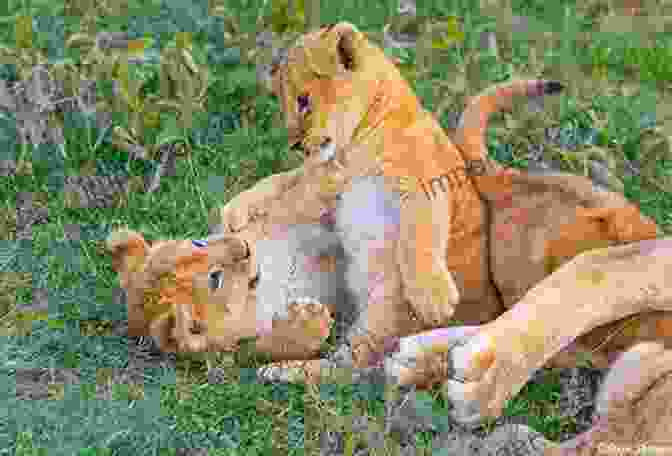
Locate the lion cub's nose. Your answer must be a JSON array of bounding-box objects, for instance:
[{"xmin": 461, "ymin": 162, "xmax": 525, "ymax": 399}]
[{"xmin": 319, "ymin": 137, "xmax": 336, "ymax": 162}]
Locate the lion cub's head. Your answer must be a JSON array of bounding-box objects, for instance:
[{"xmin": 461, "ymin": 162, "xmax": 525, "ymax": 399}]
[
  {"xmin": 106, "ymin": 228, "xmax": 336, "ymax": 360},
  {"xmin": 269, "ymin": 22, "xmax": 412, "ymax": 161},
  {"xmin": 106, "ymin": 229, "xmax": 253, "ymax": 352}
]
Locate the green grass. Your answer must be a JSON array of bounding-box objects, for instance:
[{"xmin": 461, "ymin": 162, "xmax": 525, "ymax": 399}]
[{"xmin": 2, "ymin": 0, "xmax": 672, "ymax": 454}]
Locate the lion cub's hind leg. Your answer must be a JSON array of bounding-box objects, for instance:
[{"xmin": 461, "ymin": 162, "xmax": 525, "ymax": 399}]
[{"xmin": 335, "ymin": 176, "xmax": 424, "ymax": 367}]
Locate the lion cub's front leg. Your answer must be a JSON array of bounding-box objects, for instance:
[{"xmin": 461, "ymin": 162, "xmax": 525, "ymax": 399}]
[{"xmin": 398, "ymin": 189, "xmax": 460, "ymax": 327}]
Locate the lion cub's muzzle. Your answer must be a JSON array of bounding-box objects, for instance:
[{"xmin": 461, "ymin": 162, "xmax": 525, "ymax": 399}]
[{"xmin": 293, "ymin": 136, "xmax": 335, "ymax": 160}]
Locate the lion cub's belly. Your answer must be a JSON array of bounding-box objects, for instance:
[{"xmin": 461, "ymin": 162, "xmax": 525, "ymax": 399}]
[{"xmin": 338, "ymin": 175, "xmax": 504, "ymax": 326}]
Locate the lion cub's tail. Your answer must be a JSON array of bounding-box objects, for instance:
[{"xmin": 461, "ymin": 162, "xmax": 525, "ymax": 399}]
[{"xmin": 453, "ymin": 79, "xmax": 564, "ymax": 164}]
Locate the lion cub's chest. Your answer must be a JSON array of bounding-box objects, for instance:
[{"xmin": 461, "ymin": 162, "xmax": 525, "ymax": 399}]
[{"xmin": 354, "ymin": 87, "xmax": 468, "ymax": 198}]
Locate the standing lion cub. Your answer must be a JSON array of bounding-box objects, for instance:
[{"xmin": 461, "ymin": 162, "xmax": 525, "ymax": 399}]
[{"xmin": 266, "ymin": 21, "xmax": 565, "ymax": 329}]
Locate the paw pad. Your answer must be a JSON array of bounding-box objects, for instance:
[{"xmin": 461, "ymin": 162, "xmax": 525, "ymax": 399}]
[{"xmin": 288, "ymin": 297, "xmax": 332, "ymax": 338}]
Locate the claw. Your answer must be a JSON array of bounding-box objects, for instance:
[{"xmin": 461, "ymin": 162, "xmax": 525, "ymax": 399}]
[
  {"xmin": 383, "ymin": 325, "xmax": 508, "ymax": 425},
  {"xmin": 384, "ymin": 326, "xmax": 480, "ymax": 387}
]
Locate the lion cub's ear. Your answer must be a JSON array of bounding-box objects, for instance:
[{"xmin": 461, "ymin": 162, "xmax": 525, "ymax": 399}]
[
  {"xmin": 106, "ymin": 229, "xmax": 150, "ymax": 288},
  {"xmin": 330, "ymin": 22, "xmax": 359, "ymax": 71},
  {"xmin": 307, "ymin": 22, "xmax": 360, "ymax": 76}
]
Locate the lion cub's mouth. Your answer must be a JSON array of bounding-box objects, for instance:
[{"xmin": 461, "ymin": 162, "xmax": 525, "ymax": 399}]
[{"xmin": 293, "ymin": 136, "xmax": 336, "ymax": 162}]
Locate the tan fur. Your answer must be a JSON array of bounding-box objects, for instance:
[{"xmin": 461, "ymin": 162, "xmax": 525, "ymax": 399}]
[
  {"xmin": 270, "ymin": 22, "xmax": 568, "ymax": 329},
  {"xmin": 112, "ymin": 22, "xmax": 661, "ymax": 369},
  {"xmin": 394, "ymin": 238, "xmax": 672, "ymax": 444},
  {"xmin": 106, "ymin": 22, "xmax": 672, "ymax": 447},
  {"xmin": 482, "ymin": 171, "xmax": 659, "ymax": 310},
  {"xmin": 106, "ymin": 230, "xmax": 254, "ymax": 352},
  {"xmin": 545, "ymin": 342, "xmax": 672, "ymax": 456}
]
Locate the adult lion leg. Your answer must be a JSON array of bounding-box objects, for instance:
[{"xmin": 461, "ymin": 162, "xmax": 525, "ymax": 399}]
[
  {"xmin": 546, "ymin": 342, "xmax": 672, "ymax": 456},
  {"xmin": 397, "ymin": 189, "xmax": 460, "ymax": 327},
  {"xmin": 389, "ymin": 238, "xmax": 672, "ymax": 424}
]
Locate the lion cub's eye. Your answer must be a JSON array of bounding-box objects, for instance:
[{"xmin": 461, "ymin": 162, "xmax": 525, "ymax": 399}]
[
  {"xmin": 209, "ymin": 270, "xmax": 224, "ymax": 290},
  {"xmin": 297, "ymin": 94, "xmax": 311, "ymax": 115}
]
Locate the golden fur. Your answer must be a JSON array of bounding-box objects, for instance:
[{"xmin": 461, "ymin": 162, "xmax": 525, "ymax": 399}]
[
  {"xmin": 106, "ymin": 21, "xmax": 672, "ymax": 447},
  {"xmin": 270, "ymin": 22, "xmax": 569, "ymax": 328}
]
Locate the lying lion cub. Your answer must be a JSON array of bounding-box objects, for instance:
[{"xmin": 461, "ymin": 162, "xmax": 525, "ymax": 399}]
[{"xmin": 106, "ymin": 224, "xmax": 343, "ymax": 358}]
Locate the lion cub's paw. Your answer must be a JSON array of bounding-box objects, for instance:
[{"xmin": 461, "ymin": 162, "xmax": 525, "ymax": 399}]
[
  {"xmin": 255, "ymin": 297, "xmax": 333, "ymax": 359},
  {"xmin": 405, "ymin": 268, "xmax": 459, "ymax": 327},
  {"xmin": 287, "ymin": 297, "xmax": 333, "ymax": 340}
]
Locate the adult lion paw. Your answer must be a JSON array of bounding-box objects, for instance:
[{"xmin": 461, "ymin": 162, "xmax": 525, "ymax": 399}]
[{"xmin": 385, "ymin": 325, "xmax": 519, "ymax": 426}]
